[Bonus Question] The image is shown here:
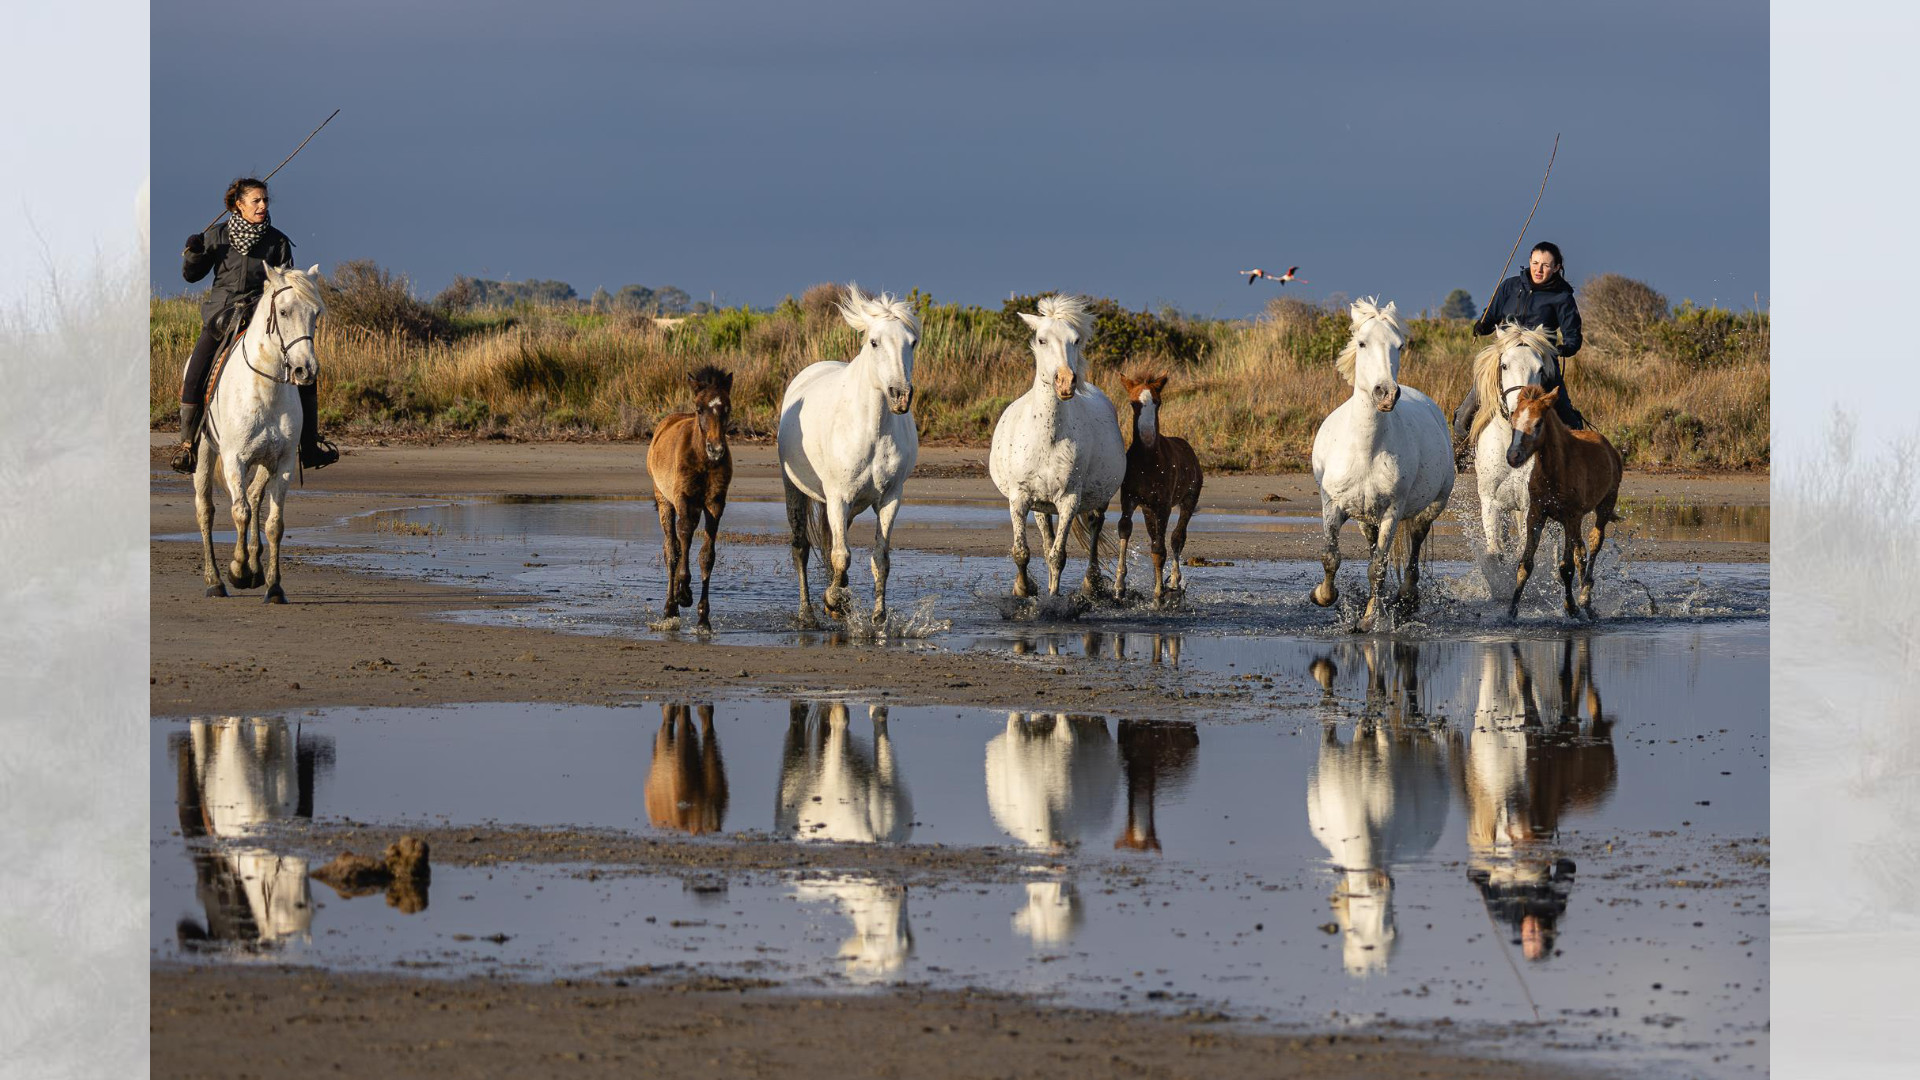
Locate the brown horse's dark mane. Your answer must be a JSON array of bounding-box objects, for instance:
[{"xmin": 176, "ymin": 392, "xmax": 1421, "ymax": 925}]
[{"xmin": 688, "ymin": 364, "xmax": 733, "ymax": 401}]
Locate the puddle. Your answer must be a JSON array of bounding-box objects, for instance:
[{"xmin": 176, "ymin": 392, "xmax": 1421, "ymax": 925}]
[{"xmin": 153, "ymin": 624, "xmax": 1767, "ymax": 1077}]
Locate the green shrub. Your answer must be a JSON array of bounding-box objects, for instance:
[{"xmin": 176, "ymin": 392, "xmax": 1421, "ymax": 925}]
[{"xmin": 322, "ymin": 260, "xmax": 452, "ymax": 341}]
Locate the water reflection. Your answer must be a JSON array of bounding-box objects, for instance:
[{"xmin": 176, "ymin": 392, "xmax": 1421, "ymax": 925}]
[
  {"xmin": 645, "ymin": 703, "xmax": 729, "ymax": 835},
  {"xmin": 170, "ymin": 718, "xmax": 332, "ymax": 952},
  {"xmin": 1115, "ymin": 720, "xmax": 1199, "ymax": 853},
  {"xmin": 1456, "ymin": 639, "xmax": 1617, "ymax": 961},
  {"xmin": 792, "ymin": 875, "xmax": 914, "ymax": 979},
  {"xmin": 1006, "ymin": 632, "xmax": 1183, "ymax": 666},
  {"xmin": 986, "ymin": 714, "xmax": 1120, "ymax": 947},
  {"xmin": 775, "ymin": 702, "xmax": 912, "ymax": 843},
  {"xmin": 1305, "ymin": 642, "xmax": 1450, "ymax": 975}
]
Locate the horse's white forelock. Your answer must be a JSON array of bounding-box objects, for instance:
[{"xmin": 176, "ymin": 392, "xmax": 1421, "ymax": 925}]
[
  {"xmin": 276, "ymin": 266, "xmax": 324, "ymax": 312},
  {"xmin": 1034, "ymin": 294, "xmax": 1094, "ymax": 342},
  {"xmin": 1335, "ymin": 296, "xmax": 1409, "ymax": 382},
  {"xmin": 1467, "ymin": 322, "xmax": 1556, "ymax": 441},
  {"xmin": 838, "ymin": 282, "xmax": 919, "ymax": 336}
]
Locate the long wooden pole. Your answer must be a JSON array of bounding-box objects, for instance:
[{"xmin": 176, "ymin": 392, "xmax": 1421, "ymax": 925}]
[
  {"xmin": 197, "ymin": 108, "xmax": 341, "ymax": 235},
  {"xmin": 1476, "ymin": 133, "xmax": 1560, "ymax": 326}
]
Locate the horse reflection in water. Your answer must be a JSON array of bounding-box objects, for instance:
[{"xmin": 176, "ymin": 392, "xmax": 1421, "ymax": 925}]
[
  {"xmin": 171, "ymin": 717, "xmax": 333, "ymax": 951},
  {"xmin": 1115, "ymin": 720, "xmax": 1199, "ymax": 853},
  {"xmin": 1305, "ymin": 641, "xmax": 1450, "ymax": 976},
  {"xmin": 644, "ymin": 703, "xmax": 728, "ymax": 835},
  {"xmin": 1455, "ymin": 638, "xmax": 1617, "ymax": 961},
  {"xmin": 776, "ymin": 702, "xmax": 913, "ymax": 976},
  {"xmin": 985, "ymin": 714, "xmax": 1121, "ymax": 945},
  {"xmin": 1007, "ymin": 631, "xmax": 1182, "ymax": 666}
]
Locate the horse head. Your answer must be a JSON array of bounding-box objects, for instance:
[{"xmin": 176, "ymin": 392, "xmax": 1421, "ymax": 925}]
[
  {"xmin": 686, "ymin": 365, "xmax": 734, "ymax": 464},
  {"xmin": 838, "ymin": 283, "xmax": 918, "ymax": 414},
  {"xmin": 1121, "ymin": 372, "xmax": 1169, "ymax": 447},
  {"xmin": 1020, "ymin": 295, "xmax": 1094, "ymax": 401},
  {"xmin": 1505, "ymin": 384, "xmax": 1562, "ymax": 467},
  {"xmin": 262, "ymin": 264, "xmax": 325, "ymax": 386},
  {"xmin": 1471, "ymin": 323, "xmax": 1556, "ymax": 442},
  {"xmin": 1336, "ymin": 298, "xmax": 1408, "ymax": 412}
]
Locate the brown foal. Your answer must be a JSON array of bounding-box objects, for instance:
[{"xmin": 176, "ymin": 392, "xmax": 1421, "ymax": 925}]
[
  {"xmin": 647, "ymin": 365, "xmax": 734, "ymax": 629},
  {"xmin": 1505, "ymin": 385, "xmax": 1622, "ymax": 619},
  {"xmin": 1114, "ymin": 373, "xmax": 1204, "ymax": 603}
]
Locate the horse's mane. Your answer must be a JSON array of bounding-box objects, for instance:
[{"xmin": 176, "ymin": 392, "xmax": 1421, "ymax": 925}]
[
  {"xmin": 689, "ymin": 363, "xmax": 733, "ymax": 396},
  {"xmin": 1468, "ymin": 322, "xmax": 1557, "ymax": 442},
  {"xmin": 277, "ymin": 267, "xmax": 324, "ymax": 312},
  {"xmin": 1122, "ymin": 370, "xmax": 1169, "ymax": 396},
  {"xmin": 1034, "ymin": 294, "xmax": 1095, "ymax": 343},
  {"xmin": 1333, "ymin": 297, "xmax": 1408, "ymax": 383},
  {"xmin": 838, "ymin": 283, "xmax": 920, "ymax": 335}
]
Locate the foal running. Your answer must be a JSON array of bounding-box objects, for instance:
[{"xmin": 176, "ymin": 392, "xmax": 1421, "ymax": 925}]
[
  {"xmin": 647, "ymin": 365, "xmax": 733, "ymax": 629},
  {"xmin": 1504, "ymin": 385, "xmax": 1622, "ymax": 620},
  {"xmin": 1113, "ymin": 373, "xmax": 1203, "ymax": 604}
]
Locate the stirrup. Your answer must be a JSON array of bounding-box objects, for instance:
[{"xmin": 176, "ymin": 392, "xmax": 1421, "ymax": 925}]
[
  {"xmin": 170, "ymin": 443, "xmax": 196, "ymax": 475},
  {"xmin": 301, "ymin": 437, "xmax": 340, "ymax": 469}
]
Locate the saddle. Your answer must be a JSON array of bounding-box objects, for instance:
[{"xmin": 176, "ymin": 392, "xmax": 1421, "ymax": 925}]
[{"xmin": 201, "ymin": 297, "xmax": 259, "ymax": 406}]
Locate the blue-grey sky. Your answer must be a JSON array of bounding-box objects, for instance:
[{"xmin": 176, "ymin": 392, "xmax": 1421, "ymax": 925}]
[{"xmin": 151, "ymin": 0, "xmax": 1765, "ymax": 318}]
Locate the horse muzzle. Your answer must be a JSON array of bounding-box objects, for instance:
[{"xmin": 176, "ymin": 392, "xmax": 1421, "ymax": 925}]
[
  {"xmin": 1506, "ymin": 432, "xmax": 1536, "ymax": 468},
  {"xmin": 888, "ymin": 386, "xmax": 915, "ymax": 414},
  {"xmin": 1371, "ymin": 384, "xmax": 1399, "ymax": 412},
  {"xmin": 705, "ymin": 442, "xmax": 727, "ymax": 464},
  {"xmin": 1055, "ymin": 368, "xmax": 1078, "ymax": 401}
]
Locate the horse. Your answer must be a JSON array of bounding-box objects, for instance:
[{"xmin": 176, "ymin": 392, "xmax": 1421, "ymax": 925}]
[
  {"xmin": 1467, "ymin": 323, "xmax": 1558, "ymax": 559},
  {"xmin": 1113, "ymin": 372, "xmax": 1204, "ymax": 604},
  {"xmin": 193, "ymin": 264, "xmax": 324, "ymax": 603},
  {"xmin": 646, "ymin": 365, "xmax": 733, "ymax": 629},
  {"xmin": 1504, "ymin": 385, "xmax": 1623, "ymax": 619},
  {"xmin": 777, "ymin": 285, "xmax": 918, "ymax": 626},
  {"xmin": 775, "ymin": 702, "xmax": 912, "ymax": 844},
  {"xmin": 644, "ymin": 703, "xmax": 729, "ymax": 835},
  {"xmin": 988, "ymin": 295, "xmax": 1127, "ymax": 600},
  {"xmin": 1308, "ymin": 298, "xmax": 1454, "ymax": 630},
  {"xmin": 1115, "ymin": 719, "xmax": 1198, "ymax": 853}
]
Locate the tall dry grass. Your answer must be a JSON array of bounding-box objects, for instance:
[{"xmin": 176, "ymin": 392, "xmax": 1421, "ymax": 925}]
[{"xmin": 150, "ymin": 283, "xmax": 1770, "ymax": 472}]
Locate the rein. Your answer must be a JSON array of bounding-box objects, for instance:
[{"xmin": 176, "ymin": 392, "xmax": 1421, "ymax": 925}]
[{"xmin": 240, "ymin": 284, "xmax": 316, "ymax": 385}]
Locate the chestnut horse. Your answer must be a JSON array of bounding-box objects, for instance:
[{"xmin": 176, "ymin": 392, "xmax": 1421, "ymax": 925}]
[
  {"xmin": 1113, "ymin": 373, "xmax": 1204, "ymax": 604},
  {"xmin": 1505, "ymin": 385, "xmax": 1622, "ymax": 619},
  {"xmin": 647, "ymin": 365, "xmax": 733, "ymax": 629}
]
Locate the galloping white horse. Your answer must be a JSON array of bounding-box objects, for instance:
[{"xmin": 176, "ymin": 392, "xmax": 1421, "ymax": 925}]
[
  {"xmin": 195, "ymin": 264, "xmax": 324, "ymax": 602},
  {"xmin": 988, "ymin": 295, "xmax": 1126, "ymax": 598},
  {"xmin": 1467, "ymin": 323, "xmax": 1557, "ymax": 559},
  {"xmin": 778, "ymin": 284, "xmax": 918, "ymax": 625},
  {"xmin": 1309, "ymin": 298, "xmax": 1453, "ymax": 630}
]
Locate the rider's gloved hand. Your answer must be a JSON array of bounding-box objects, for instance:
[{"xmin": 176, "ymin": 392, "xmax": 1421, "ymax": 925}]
[{"xmin": 184, "ymin": 233, "xmax": 205, "ymax": 254}]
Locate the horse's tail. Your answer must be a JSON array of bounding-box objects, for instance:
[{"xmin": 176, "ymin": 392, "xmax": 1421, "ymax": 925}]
[
  {"xmin": 1070, "ymin": 513, "xmax": 1093, "ymax": 554},
  {"xmin": 808, "ymin": 499, "xmax": 831, "ymax": 560}
]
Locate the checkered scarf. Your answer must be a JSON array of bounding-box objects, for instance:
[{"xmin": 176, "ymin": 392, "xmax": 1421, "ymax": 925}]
[{"xmin": 227, "ymin": 212, "xmax": 271, "ymax": 257}]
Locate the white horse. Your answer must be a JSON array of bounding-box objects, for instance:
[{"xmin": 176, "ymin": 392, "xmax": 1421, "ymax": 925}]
[
  {"xmin": 194, "ymin": 264, "xmax": 324, "ymax": 603},
  {"xmin": 174, "ymin": 718, "xmax": 317, "ymax": 949},
  {"xmin": 1309, "ymin": 298, "xmax": 1454, "ymax": 630},
  {"xmin": 778, "ymin": 284, "xmax": 919, "ymax": 625},
  {"xmin": 988, "ymin": 295, "xmax": 1126, "ymax": 598},
  {"xmin": 1468, "ymin": 323, "xmax": 1557, "ymax": 559}
]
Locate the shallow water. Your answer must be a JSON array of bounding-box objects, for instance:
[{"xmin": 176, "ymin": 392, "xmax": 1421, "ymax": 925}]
[{"xmin": 152, "ymin": 623, "xmax": 1767, "ymax": 1078}]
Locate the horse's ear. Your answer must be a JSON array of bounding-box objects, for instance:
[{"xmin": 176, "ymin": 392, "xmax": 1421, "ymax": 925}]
[
  {"xmin": 721, "ymin": 372, "xmax": 734, "ymax": 391},
  {"xmin": 1383, "ymin": 300, "xmax": 1399, "ymax": 318},
  {"xmin": 1149, "ymin": 375, "xmax": 1169, "ymax": 395},
  {"xmin": 1348, "ymin": 301, "xmax": 1369, "ymax": 325},
  {"xmin": 1017, "ymin": 312, "xmax": 1044, "ymax": 332},
  {"xmin": 306, "ymin": 263, "xmax": 321, "ymax": 278},
  {"xmin": 686, "ymin": 372, "xmax": 699, "ymax": 386},
  {"xmin": 1543, "ymin": 386, "xmax": 1561, "ymax": 404}
]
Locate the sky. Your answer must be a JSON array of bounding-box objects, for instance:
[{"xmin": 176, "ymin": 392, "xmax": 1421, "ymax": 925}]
[{"xmin": 149, "ymin": 0, "xmax": 1765, "ymax": 320}]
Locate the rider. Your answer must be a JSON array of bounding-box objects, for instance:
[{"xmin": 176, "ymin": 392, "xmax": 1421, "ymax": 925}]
[
  {"xmin": 172, "ymin": 177, "xmax": 338, "ymax": 473},
  {"xmin": 1451, "ymin": 240, "xmax": 1586, "ymax": 446}
]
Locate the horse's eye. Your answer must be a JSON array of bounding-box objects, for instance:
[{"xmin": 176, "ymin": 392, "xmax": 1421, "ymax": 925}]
[
  {"xmin": 1037, "ymin": 338, "xmax": 1046, "ymax": 346},
  {"xmin": 870, "ymin": 339, "xmax": 878, "ymax": 348}
]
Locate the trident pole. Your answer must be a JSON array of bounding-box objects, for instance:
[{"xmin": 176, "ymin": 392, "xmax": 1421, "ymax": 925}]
[
  {"xmin": 196, "ymin": 108, "xmax": 341, "ymax": 235},
  {"xmin": 1476, "ymin": 133, "xmax": 1559, "ymax": 326}
]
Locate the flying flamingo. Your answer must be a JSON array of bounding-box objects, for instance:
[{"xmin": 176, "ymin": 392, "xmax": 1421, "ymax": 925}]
[{"xmin": 1241, "ymin": 266, "xmax": 1309, "ymax": 286}]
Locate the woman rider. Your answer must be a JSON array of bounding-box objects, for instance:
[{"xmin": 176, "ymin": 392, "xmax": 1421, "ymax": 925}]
[
  {"xmin": 1451, "ymin": 240, "xmax": 1587, "ymax": 445},
  {"xmin": 171, "ymin": 177, "xmax": 338, "ymax": 473}
]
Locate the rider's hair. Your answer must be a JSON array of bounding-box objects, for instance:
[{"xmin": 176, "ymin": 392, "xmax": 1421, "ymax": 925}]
[
  {"xmin": 223, "ymin": 177, "xmax": 268, "ymax": 212},
  {"xmin": 1530, "ymin": 241, "xmax": 1564, "ymax": 273}
]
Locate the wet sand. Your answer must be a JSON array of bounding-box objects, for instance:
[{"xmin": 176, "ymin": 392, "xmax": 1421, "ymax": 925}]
[{"xmin": 153, "ymin": 967, "xmax": 1596, "ymax": 1080}]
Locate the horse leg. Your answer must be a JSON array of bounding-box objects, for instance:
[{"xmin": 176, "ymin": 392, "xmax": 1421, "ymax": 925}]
[
  {"xmin": 1044, "ymin": 497, "xmax": 1080, "ymax": 597},
  {"xmin": 674, "ymin": 498, "xmax": 699, "ymax": 609},
  {"xmin": 1113, "ymin": 495, "xmax": 1134, "ymax": 600},
  {"xmin": 782, "ymin": 476, "xmax": 816, "ymax": 625},
  {"xmin": 1581, "ymin": 495, "xmax": 1615, "ymax": 618},
  {"xmin": 823, "ymin": 497, "xmax": 853, "ymax": 620},
  {"xmin": 246, "ymin": 465, "xmax": 272, "ymax": 590},
  {"xmin": 1481, "ymin": 494, "xmax": 1506, "ymax": 561},
  {"xmin": 1143, "ymin": 504, "xmax": 1169, "ymax": 605},
  {"xmin": 1556, "ymin": 520, "xmax": 1579, "ymax": 618},
  {"xmin": 1509, "ymin": 510, "xmax": 1546, "ymax": 620},
  {"xmin": 1078, "ymin": 508, "xmax": 1106, "ymax": 598},
  {"xmin": 1007, "ymin": 499, "xmax": 1037, "ymax": 598},
  {"xmin": 697, "ymin": 497, "xmax": 723, "ymax": 630},
  {"xmin": 1359, "ymin": 512, "xmax": 1400, "ymax": 632},
  {"xmin": 225, "ymin": 459, "xmax": 254, "ymax": 589},
  {"xmin": 871, "ymin": 493, "xmax": 902, "ymax": 626},
  {"xmin": 194, "ymin": 454, "xmax": 226, "ymax": 597},
  {"xmin": 1310, "ymin": 499, "xmax": 1348, "ymax": 608},
  {"xmin": 1398, "ymin": 517, "xmax": 1434, "ymax": 615},
  {"xmin": 656, "ymin": 499, "xmax": 681, "ymax": 619},
  {"xmin": 1167, "ymin": 495, "xmax": 1196, "ymax": 593},
  {"xmin": 261, "ymin": 477, "xmax": 288, "ymax": 604}
]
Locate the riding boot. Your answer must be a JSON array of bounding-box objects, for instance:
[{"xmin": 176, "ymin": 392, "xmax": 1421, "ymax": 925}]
[
  {"xmin": 171, "ymin": 402, "xmax": 204, "ymax": 474},
  {"xmin": 297, "ymin": 382, "xmax": 339, "ymax": 469}
]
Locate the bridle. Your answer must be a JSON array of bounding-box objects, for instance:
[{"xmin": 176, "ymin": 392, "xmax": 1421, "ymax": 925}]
[{"xmin": 242, "ymin": 283, "xmax": 317, "ymax": 385}]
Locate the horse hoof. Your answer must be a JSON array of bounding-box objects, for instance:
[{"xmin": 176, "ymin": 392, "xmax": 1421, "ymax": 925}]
[
  {"xmin": 205, "ymin": 583, "xmax": 228, "ymax": 598},
  {"xmin": 1310, "ymin": 584, "xmax": 1337, "ymax": 608},
  {"xmin": 264, "ymin": 586, "xmax": 286, "ymax": 605},
  {"xmin": 677, "ymin": 588, "xmax": 694, "ymax": 607},
  {"xmin": 1013, "ymin": 576, "xmax": 1035, "ymax": 599}
]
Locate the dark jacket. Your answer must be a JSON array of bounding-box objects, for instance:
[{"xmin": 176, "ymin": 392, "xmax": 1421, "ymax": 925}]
[
  {"xmin": 182, "ymin": 220, "xmax": 294, "ymax": 323},
  {"xmin": 1472, "ymin": 272, "xmax": 1582, "ymax": 358}
]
